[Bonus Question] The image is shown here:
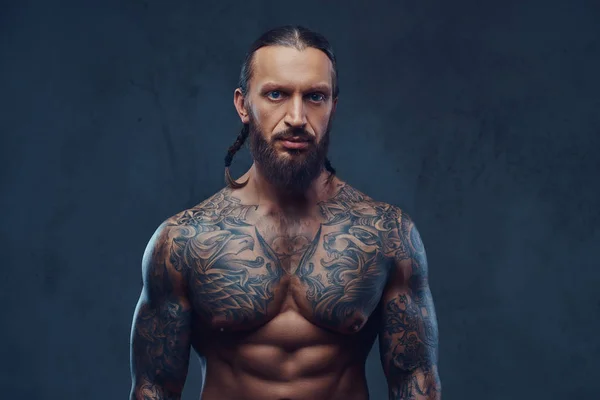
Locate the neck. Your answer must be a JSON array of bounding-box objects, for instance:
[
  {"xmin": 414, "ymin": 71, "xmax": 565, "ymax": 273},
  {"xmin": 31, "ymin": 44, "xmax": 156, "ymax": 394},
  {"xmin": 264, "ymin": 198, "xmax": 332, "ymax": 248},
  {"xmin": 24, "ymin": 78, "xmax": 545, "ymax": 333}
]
[{"xmin": 241, "ymin": 163, "xmax": 335, "ymax": 216}]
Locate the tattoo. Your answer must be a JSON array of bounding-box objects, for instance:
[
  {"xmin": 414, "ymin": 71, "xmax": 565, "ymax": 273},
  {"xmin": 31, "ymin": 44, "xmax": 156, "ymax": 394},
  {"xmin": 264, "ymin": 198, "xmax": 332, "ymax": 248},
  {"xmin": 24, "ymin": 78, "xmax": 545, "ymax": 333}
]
[
  {"xmin": 168, "ymin": 190, "xmax": 284, "ymax": 326},
  {"xmin": 132, "ymin": 186, "xmax": 439, "ymax": 399},
  {"xmin": 380, "ymin": 213, "xmax": 441, "ymax": 398},
  {"xmin": 132, "ymin": 182, "xmax": 440, "ymax": 398},
  {"xmin": 131, "ymin": 252, "xmax": 192, "ymax": 399},
  {"xmin": 296, "ymin": 186, "xmax": 397, "ymax": 331},
  {"xmin": 161, "ymin": 185, "xmax": 397, "ymax": 334},
  {"xmin": 270, "ymin": 232, "xmax": 313, "ymax": 266}
]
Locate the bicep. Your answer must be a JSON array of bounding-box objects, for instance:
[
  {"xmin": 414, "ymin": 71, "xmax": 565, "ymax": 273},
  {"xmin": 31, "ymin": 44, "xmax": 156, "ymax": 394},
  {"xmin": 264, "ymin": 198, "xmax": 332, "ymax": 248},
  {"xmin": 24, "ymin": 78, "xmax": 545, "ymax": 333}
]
[
  {"xmin": 379, "ymin": 213, "xmax": 441, "ymax": 398},
  {"xmin": 130, "ymin": 228, "xmax": 192, "ymax": 398}
]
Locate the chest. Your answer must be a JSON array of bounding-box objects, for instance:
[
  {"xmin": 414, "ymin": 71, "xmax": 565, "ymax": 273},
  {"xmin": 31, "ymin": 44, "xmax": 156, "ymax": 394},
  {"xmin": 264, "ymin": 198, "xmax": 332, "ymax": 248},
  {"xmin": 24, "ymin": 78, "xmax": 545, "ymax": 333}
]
[{"xmin": 184, "ymin": 208, "xmax": 395, "ymax": 335}]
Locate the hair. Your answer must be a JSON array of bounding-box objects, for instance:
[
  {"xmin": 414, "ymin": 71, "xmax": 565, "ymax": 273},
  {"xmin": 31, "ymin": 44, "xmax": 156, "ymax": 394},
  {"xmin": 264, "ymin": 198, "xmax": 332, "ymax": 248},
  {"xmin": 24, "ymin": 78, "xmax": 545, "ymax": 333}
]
[{"xmin": 224, "ymin": 25, "xmax": 338, "ymax": 189}]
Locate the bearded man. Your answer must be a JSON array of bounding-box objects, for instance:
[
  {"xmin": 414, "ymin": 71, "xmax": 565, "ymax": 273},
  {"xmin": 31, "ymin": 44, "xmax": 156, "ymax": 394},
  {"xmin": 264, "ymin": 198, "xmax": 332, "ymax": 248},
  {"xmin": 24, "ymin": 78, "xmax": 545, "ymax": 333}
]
[{"xmin": 130, "ymin": 25, "xmax": 441, "ymax": 400}]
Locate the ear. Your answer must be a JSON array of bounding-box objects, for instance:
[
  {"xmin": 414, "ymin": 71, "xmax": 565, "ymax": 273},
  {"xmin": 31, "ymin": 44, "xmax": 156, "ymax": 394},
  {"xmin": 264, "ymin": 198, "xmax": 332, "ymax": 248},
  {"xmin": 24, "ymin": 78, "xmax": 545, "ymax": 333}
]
[{"xmin": 234, "ymin": 88, "xmax": 250, "ymax": 124}]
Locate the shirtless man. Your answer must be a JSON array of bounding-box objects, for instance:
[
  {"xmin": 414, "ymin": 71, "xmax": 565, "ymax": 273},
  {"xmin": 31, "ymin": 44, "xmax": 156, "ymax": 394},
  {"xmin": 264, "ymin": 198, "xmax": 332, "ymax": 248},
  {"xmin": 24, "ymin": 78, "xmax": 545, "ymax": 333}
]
[{"xmin": 129, "ymin": 25, "xmax": 441, "ymax": 400}]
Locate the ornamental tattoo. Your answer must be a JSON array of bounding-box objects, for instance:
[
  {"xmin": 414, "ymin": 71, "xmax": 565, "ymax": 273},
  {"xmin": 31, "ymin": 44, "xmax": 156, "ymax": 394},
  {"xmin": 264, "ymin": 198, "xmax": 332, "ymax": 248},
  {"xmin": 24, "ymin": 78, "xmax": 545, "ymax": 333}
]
[
  {"xmin": 379, "ymin": 213, "xmax": 441, "ymax": 399},
  {"xmin": 164, "ymin": 185, "xmax": 403, "ymax": 334},
  {"xmin": 131, "ymin": 183, "xmax": 440, "ymax": 398},
  {"xmin": 130, "ymin": 243, "xmax": 192, "ymax": 399},
  {"xmin": 168, "ymin": 190, "xmax": 284, "ymax": 328},
  {"xmin": 296, "ymin": 186, "xmax": 400, "ymax": 332}
]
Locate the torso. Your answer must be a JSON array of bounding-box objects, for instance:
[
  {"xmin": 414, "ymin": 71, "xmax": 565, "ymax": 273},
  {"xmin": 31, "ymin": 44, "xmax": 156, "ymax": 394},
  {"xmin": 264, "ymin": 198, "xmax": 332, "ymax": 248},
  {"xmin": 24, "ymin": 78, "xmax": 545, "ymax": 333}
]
[{"xmin": 167, "ymin": 182, "xmax": 402, "ymax": 400}]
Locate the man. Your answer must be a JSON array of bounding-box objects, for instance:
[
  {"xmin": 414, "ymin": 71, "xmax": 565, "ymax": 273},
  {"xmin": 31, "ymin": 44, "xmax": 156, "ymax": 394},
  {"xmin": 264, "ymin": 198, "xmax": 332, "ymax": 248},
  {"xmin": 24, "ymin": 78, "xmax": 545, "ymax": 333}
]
[{"xmin": 130, "ymin": 25, "xmax": 441, "ymax": 400}]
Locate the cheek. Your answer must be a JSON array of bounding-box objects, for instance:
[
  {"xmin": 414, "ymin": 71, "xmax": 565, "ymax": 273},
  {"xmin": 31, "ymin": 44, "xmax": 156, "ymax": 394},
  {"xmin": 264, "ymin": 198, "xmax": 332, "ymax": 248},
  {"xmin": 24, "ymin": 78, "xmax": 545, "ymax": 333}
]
[
  {"xmin": 255, "ymin": 109, "xmax": 283, "ymax": 137},
  {"xmin": 312, "ymin": 110, "xmax": 333, "ymax": 136}
]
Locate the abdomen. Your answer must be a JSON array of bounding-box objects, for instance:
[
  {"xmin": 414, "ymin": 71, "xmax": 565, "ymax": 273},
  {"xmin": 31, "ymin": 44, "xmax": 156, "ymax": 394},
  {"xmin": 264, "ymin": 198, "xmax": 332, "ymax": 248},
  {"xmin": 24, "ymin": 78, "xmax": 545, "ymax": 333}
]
[{"xmin": 195, "ymin": 310, "xmax": 376, "ymax": 400}]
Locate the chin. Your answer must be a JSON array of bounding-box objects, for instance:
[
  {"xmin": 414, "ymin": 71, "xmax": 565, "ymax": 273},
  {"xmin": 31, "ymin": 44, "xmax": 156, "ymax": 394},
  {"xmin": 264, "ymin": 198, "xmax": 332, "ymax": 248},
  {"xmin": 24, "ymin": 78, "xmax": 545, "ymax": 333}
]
[
  {"xmin": 274, "ymin": 148, "xmax": 306, "ymax": 160},
  {"xmin": 282, "ymin": 148, "xmax": 309, "ymax": 156}
]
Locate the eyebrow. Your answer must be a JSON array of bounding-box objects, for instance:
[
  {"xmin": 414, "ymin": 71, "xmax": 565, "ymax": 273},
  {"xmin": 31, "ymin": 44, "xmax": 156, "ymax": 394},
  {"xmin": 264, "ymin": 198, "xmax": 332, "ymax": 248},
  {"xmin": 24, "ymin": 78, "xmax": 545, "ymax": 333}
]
[{"xmin": 260, "ymin": 82, "xmax": 332, "ymax": 94}]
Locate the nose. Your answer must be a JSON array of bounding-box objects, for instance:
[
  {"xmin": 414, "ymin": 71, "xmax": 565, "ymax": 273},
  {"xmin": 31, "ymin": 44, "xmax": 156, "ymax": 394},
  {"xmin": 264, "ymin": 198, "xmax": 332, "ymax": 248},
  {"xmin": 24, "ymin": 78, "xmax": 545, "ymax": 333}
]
[{"xmin": 284, "ymin": 94, "xmax": 307, "ymax": 129}]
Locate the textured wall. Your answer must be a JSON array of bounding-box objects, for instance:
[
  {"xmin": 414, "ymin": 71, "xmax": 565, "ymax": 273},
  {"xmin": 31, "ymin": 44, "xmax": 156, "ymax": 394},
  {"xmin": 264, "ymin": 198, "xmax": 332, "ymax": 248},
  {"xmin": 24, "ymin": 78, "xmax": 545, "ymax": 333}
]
[{"xmin": 1, "ymin": 0, "xmax": 599, "ymax": 399}]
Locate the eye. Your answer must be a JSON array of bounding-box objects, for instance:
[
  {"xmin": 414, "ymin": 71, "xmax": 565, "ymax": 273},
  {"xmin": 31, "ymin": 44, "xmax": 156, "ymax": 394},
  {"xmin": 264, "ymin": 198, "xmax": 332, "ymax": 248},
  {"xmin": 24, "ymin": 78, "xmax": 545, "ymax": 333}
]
[
  {"xmin": 267, "ymin": 91, "xmax": 282, "ymax": 100},
  {"xmin": 309, "ymin": 93, "xmax": 326, "ymax": 103}
]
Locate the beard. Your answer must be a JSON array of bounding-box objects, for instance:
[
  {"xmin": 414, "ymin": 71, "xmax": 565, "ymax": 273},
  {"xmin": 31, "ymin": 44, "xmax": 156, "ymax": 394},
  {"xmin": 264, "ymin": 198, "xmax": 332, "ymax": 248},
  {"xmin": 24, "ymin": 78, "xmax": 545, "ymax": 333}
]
[{"xmin": 248, "ymin": 114, "xmax": 331, "ymax": 195}]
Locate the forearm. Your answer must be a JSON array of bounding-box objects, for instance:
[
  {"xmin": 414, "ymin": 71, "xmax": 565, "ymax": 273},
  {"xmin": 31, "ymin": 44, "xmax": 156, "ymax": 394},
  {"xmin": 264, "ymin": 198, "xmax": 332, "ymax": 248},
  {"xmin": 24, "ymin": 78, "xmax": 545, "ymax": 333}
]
[
  {"xmin": 130, "ymin": 294, "xmax": 192, "ymax": 400},
  {"xmin": 388, "ymin": 366, "xmax": 441, "ymax": 400}
]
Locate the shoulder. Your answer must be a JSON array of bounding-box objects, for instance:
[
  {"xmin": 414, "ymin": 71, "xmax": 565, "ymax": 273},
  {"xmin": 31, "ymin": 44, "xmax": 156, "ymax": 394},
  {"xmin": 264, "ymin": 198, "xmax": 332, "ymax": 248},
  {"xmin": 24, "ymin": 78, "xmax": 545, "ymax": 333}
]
[
  {"xmin": 167, "ymin": 186, "xmax": 257, "ymax": 231},
  {"xmin": 346, "ymin": 184, "xmax": 416, "ymax": 229},
  {"xmin": 333, "ymin": 183, "xmax": 422, "ymax": 252},
  {"xmin": 167, "ymin": 187, "xmax": 234, "ymax": 226},
  {"xmin": 141, "ymin": 187, "xmax": 236, "ymax": 271},
  {"xmin": 330, "ymin": 182, "xmax": 411, "ymax": 223}
]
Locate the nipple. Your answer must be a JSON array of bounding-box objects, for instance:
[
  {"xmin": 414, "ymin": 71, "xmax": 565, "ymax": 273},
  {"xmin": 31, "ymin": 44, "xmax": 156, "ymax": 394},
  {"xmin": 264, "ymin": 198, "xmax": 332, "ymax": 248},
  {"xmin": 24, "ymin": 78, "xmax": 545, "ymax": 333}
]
[{"xmin": 350, "ymin": 318, "xmax": 364, "ymax": 332}]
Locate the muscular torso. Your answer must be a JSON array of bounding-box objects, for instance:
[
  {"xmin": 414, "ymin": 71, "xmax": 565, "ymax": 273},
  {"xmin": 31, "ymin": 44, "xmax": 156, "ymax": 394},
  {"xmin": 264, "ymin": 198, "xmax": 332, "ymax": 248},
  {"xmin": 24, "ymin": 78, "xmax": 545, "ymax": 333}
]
[{"xmin": 167, "ymin": 183, "xmax": 403, "ymax": 400}]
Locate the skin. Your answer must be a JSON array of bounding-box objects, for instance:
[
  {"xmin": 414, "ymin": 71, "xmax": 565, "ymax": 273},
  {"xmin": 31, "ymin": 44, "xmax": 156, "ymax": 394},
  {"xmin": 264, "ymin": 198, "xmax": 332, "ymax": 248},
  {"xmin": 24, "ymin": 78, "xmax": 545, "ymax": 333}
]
[{"xmin": 130, "ymin": 45, "xmax": 441, "ymax": 400}]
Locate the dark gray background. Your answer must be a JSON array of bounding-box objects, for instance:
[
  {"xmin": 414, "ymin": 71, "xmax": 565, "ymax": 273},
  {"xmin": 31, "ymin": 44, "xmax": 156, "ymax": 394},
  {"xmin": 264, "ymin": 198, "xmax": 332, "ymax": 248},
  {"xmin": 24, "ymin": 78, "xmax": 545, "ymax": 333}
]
[{"xmin": 1, "ymin": 0, "xmax": 599, "ymax": 399}]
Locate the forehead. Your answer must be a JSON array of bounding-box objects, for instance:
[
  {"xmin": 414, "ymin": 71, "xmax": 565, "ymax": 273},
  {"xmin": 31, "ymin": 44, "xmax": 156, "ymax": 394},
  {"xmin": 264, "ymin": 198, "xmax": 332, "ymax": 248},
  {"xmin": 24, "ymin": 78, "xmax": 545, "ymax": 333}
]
[{"xmin": 251, "ymin": 46, "xmax": 333, "ymax": 89}]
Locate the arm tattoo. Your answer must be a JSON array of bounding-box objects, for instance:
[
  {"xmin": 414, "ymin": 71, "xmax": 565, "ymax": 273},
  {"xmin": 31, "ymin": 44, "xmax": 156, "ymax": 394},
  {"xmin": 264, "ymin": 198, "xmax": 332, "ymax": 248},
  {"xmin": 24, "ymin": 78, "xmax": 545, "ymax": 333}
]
[
  {"xmin": 380, "ymin": 212, "xmax": 441, "ymax": 399},
  {"xmin": 130, "ymin": 230, "xmax": 192, "ymax": 400}
]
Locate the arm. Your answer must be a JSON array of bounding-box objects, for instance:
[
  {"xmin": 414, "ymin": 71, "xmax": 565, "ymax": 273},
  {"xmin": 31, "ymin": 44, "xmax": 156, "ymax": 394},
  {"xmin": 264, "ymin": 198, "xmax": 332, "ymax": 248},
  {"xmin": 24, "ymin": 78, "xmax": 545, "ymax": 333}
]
[
  {"xmin": 380, "ymin": 212, "xmax": 441, "ymax": 399},
  {"xmin": 130, "ymin": 224, "xmax": 192, "ymax": 400}
]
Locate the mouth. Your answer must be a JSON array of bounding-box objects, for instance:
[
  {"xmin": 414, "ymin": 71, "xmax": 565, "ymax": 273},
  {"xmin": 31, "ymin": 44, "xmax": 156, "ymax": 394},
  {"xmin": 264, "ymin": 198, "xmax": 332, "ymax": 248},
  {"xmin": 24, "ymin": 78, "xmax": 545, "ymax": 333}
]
[{"xmin": 278, "ymin": 137, "xmax": 312, "ymax": 150}]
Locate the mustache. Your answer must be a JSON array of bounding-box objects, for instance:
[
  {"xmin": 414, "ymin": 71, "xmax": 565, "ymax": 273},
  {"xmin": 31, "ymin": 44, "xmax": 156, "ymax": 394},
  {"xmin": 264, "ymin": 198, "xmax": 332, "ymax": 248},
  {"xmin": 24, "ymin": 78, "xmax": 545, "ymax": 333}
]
[{"xmin": 271, "ymin": 129, "xmax": 315, "ymax": 143}]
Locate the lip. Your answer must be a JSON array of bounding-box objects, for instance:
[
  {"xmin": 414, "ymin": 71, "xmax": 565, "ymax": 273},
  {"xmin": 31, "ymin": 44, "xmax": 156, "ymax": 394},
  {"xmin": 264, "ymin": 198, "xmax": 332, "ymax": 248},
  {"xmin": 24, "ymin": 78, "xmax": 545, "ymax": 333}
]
[{"xmin": 280, "ymin": 139, "xmax": 311, "ymax": 150}]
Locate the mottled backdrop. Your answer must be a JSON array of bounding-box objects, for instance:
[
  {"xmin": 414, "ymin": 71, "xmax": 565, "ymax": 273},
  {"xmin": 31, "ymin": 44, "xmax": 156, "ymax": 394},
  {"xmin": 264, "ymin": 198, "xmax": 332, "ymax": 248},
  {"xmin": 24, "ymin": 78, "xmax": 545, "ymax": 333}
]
[{"xmin": 1, "ymin": 0, "xmax": 599, "ymax": 399}]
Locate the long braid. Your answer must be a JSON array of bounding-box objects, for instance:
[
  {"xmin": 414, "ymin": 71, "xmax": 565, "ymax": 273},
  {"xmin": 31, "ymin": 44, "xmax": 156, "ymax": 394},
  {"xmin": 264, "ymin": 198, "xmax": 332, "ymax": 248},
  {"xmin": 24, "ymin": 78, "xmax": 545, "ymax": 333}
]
[{"xmin": 224, "ymin": 125, "xmax": 250, "ymax": 188}]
